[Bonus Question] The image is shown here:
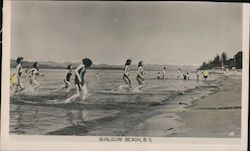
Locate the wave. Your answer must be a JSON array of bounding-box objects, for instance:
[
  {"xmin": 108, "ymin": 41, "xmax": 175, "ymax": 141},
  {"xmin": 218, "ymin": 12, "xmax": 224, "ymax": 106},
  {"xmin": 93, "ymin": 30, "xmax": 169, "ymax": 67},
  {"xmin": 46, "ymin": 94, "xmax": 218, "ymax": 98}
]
[{"xmin": 94, "ymin": 90, "xmax": 177, "ymax": 95}]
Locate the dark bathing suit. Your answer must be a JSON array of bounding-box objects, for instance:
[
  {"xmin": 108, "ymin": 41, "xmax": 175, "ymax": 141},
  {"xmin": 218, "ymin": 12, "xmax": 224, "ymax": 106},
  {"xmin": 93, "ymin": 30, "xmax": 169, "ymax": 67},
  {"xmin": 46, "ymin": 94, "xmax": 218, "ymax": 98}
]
[
  {"xmin": 123, "ymin": 74, "xmax": 131, "ymax": 85},
  {"xmin": 75, "ymin": 67, "xmax": 86, "ymax": 89},
  {"xmin": 18, "ymin": 64, "xmax": 22, "ymax": 77},
  {"xmin": 64, "ymin": 71, "xmax": 72, "ymax": 88},
  {"xmin": 29, "ymin": 68, "xmax": 39, "ymax": 84},
  {"xmin": 183, "ymin": 74, "xmax": 187, "ymax": 80},
  {"xmin": 17, "ymin": 64, "xmax": 22, "ymax": 86}
]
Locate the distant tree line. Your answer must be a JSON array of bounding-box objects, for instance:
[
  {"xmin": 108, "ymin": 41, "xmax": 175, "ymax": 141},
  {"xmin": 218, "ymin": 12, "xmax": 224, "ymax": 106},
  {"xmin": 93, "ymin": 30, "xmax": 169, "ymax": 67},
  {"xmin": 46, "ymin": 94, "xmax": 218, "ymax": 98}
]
[{"xmin": 199, "ymin": 51, "xmax": 242, "ymax": 70}]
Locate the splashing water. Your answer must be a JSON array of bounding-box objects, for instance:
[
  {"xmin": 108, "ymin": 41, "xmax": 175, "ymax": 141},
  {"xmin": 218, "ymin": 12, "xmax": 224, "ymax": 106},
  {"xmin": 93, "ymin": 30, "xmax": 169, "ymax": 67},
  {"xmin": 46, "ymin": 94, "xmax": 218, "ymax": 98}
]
[{"xmin": 10, "ymin": 69, "xmax": 218, "ymax": 136}]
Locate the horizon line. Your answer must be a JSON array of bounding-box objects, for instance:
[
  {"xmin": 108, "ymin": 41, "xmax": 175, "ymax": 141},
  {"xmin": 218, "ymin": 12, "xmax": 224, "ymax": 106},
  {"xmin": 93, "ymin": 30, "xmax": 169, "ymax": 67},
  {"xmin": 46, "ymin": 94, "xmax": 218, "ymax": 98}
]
[{"xmin": 10, "ymin": 58, "xmax": 199, "ymax": 67}]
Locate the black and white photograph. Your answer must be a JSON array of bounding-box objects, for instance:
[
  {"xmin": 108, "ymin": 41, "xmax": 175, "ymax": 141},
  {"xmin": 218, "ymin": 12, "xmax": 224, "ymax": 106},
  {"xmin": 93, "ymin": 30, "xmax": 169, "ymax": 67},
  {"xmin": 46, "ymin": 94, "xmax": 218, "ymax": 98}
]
[{"xmin": 1, "ymin": 1, "xmax": 249, "ymax": 151}]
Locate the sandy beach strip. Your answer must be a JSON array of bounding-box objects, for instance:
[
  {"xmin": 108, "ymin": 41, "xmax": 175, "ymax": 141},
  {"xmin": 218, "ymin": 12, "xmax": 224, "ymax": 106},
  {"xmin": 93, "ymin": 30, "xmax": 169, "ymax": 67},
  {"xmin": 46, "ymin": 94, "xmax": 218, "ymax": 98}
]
[{"xmin": 126, "ymin": 72, "xmax": 242, "ymax": 138}]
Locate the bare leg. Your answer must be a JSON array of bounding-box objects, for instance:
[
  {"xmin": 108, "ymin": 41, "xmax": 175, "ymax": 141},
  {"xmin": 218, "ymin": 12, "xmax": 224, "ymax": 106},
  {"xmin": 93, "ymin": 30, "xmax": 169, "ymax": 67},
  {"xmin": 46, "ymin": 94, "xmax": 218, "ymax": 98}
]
[
  {"xmin": 11, "ymin": 85, "xmax": 17, "ymax": 95},
  {"xmin": 64, "ymin": 93, "xmax": 80, "ymax": 103},
  {"xmin": 122, "ymin": 75, "xmax": 132, "ymax": 87},
  {"xmin": 54, "ymin": 81, "xmax": 71, "ymax": 92},
  {"xmin": 119, "ymin": 85, "xmax": 130, "ymax": 89},
  {"xmin": 64, "ymin": 85, "xmax": 81, "ymax": 103},
  {"xmin": 32, "ymin": 79, "xmax": 40, "ymax": 90},
  {"xmin": 124, "ymin": 77, "xmax": 131, "ymax": 86},
  {"xmin": 66, "ymin": 81, "xmax": 72, "ymax": 92},
  {"xmin": 18, "ymin": 83, "xmax": 25, "ymax": 91},
  {"xmin": 81, "ymin": 84, "xmax": 88, "ymax": 101},
  {"xmin": 135, "ymin": 84, "xmax": 145, "ymax": 90},
  {"xmin": 135, "ymin": 78, "xmax": 145, "ymax": 90}
]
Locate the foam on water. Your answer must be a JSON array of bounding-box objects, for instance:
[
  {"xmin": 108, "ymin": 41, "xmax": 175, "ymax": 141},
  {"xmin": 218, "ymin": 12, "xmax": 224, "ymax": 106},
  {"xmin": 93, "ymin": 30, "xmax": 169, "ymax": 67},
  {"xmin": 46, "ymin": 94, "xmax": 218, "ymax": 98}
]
[{"xmin": 96, "ymin": 90, "xmax": 177, "ymax": 95}]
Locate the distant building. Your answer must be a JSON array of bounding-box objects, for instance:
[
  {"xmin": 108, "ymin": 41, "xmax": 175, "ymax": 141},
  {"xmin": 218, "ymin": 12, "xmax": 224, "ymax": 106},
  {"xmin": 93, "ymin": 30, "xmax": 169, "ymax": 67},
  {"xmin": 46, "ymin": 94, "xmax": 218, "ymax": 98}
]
[
  {"xmin": 199, "ymin": 51, "xmax": 243, "ymax": 70},
  {"xmin": 234, "ymin": 51, "xmax": 242, "ymax": 69},
  {"xmin": 227, "ymin": 58, "xmax": 235, "ymax": 69}
]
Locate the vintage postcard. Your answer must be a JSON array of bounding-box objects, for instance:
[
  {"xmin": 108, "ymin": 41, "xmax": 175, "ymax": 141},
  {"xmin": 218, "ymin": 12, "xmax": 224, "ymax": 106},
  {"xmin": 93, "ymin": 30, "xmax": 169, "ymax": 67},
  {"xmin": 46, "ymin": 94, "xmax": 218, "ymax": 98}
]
[{"xmin": 1, "ymin": 1, "xmax": 249, "ymax": 151}]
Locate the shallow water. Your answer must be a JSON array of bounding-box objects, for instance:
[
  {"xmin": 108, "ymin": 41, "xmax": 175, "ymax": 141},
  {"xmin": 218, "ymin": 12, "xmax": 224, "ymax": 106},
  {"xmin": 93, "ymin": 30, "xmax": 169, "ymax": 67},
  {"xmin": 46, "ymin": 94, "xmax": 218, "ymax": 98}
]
[{"xmin": 10, "ymin": 69, "xmax": 218, "ymax": 136}]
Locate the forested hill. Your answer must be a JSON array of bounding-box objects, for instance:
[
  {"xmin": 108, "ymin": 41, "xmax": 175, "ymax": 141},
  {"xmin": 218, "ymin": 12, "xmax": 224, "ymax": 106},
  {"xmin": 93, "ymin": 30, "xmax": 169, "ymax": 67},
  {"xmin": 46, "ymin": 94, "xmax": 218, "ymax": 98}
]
[{"xmin": 10, "ymin": 60, "xmax": 197, "ymax": 71}]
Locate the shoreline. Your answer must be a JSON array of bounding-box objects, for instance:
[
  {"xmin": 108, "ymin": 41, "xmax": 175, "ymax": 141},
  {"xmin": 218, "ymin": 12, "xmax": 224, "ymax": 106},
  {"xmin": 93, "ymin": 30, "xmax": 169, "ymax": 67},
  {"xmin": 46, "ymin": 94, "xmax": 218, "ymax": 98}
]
[
  {"xmin": 9, "ymin": 71, "xmax": 242, "ymax": 137},
  {"xmin": 126, "ymin": 73, "xmax": 242, "ymax": 137}
]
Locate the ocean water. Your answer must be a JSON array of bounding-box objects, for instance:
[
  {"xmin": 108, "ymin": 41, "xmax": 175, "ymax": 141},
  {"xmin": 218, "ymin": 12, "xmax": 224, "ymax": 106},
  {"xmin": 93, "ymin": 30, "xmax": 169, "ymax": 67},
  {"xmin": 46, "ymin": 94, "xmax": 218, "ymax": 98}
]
[{"xmin": 9, "ymin": 69, "xmax": 218, "ymax": 136}]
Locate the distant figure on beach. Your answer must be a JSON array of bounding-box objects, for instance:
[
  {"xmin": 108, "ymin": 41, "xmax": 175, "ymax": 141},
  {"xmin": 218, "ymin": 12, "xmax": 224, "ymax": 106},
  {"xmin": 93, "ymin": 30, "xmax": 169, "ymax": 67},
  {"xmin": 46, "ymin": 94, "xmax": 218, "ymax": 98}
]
[
  {"xmin": 55, "ymin": 64, "xmax": 73, "ymax": 91},
  {"xmin": 163, "ymin": 67, "xmax": 166, "ymax": 79},
  {"xmin": 203, "ymin": 70, "xmax": 209, "ymax": 80},
  {"xmin": 64, "ymin": 58, "xmax": 92, "ymax": 103},
  {"xmin": 64, "ymin": 64, "xmax": 73, "ymax": 90},
  {"xmin": 157, "ymin": 72, "xmax": 161, "ymax": 79},
  {"xmin": 10, "ymin": 57, "xmax": 24, "ymax": 94},
  {"xmin": 196, "ymin": 69, "xmax": 200, "ymax": 81},
  {"xmin": 183, "ymin": 72, "xmax": 187, "ymax": 80},
  {"xmin": 177, "ymin": 68, "xmax": 181, "ymax": 80},
  {"xmin": 186, "ymin": 72, "xmax": 190, "ymax": 80},
  {"xmin": 28, "ymin": 62, "xmax": 41, "ymax": 90},
  {"xmin": 135, "ymin": 61, "xmax": 145, "ymax": 90}
]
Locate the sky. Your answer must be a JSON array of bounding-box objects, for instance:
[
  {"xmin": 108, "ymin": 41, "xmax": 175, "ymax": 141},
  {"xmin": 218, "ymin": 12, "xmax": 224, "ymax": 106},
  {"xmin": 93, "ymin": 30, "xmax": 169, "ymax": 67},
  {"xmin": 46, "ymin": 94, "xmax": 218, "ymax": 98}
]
[{"xmin": 10, "ymin": 1, "xmax": 243, "ymax": 65}]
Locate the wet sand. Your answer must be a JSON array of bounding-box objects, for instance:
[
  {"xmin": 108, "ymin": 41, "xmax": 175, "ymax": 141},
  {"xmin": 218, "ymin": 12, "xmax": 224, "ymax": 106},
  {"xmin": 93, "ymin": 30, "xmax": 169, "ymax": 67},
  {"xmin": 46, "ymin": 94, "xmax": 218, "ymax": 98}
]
[{"xmin": 127, "ymin": 72, "xmax": 242, "ymax": 137}]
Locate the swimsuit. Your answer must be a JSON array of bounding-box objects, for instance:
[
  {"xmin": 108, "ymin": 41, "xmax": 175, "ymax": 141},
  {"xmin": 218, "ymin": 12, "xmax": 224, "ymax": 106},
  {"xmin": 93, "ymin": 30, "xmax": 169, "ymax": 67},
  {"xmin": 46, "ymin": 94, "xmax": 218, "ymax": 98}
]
[
  {"xmin": 29, "ymin": 68, "xmax": 39, "ymax": 84},
  {"xmin": 18, "ymin": 65, "xmax": 22, "ymax": 77},
  {"xmin": 64, "ymin": 70, "xmax": 72, "ymax": 87},
  {"xmin": 183, "ymin": 74, "xmax": 187, "ymax": 80},
  {"xmin": 123, "ymin": 65, "xmax": 131, "ymax": 85},
  {"xmin": 136, "ymin": 66, "xmax": 144, "ymax": 85},
  {"xmin": 163, "ymin": 69, "xmax": 166, "ymax": 78},
  {"xmin": 203, "ymin": 71, "xmax": 209, "ymax": 79},
  {"xmin": 11, "ymin": 64, "xmax": 22, "ymax": 85},
  {"xmin": 123, "ymin": 74, "xmax": 131, "ymax": 85},
  {"xmin": 66, "ymin": 71, "xmax": 72, "ymax": 81},
  {"xmin": 75, "ymin": 67, "xmax": 86, "ymax": 89},
  {"xmin": 11, "ymin": 73, "xmax": 18, "ymax": 85}
]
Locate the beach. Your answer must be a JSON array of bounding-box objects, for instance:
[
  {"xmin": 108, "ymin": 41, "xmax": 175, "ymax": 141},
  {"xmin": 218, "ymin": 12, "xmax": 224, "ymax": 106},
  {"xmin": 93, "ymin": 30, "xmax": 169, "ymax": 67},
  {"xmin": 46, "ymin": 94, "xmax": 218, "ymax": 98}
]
[
  {"xmin": 9, "ymin": 69, "xmax": 242, "ymax": 138},
  {"xmin": 127, "ymin": 72, "xmax": 242, "ymax": 138}
]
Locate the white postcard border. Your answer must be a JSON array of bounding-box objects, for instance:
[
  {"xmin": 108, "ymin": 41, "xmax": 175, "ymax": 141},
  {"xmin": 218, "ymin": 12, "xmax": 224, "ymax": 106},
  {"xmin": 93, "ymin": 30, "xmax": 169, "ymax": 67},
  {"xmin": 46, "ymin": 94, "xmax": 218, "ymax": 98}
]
[{"xmin": 1, "ymin": 1, "xmax": 249, "ymax": 151}]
